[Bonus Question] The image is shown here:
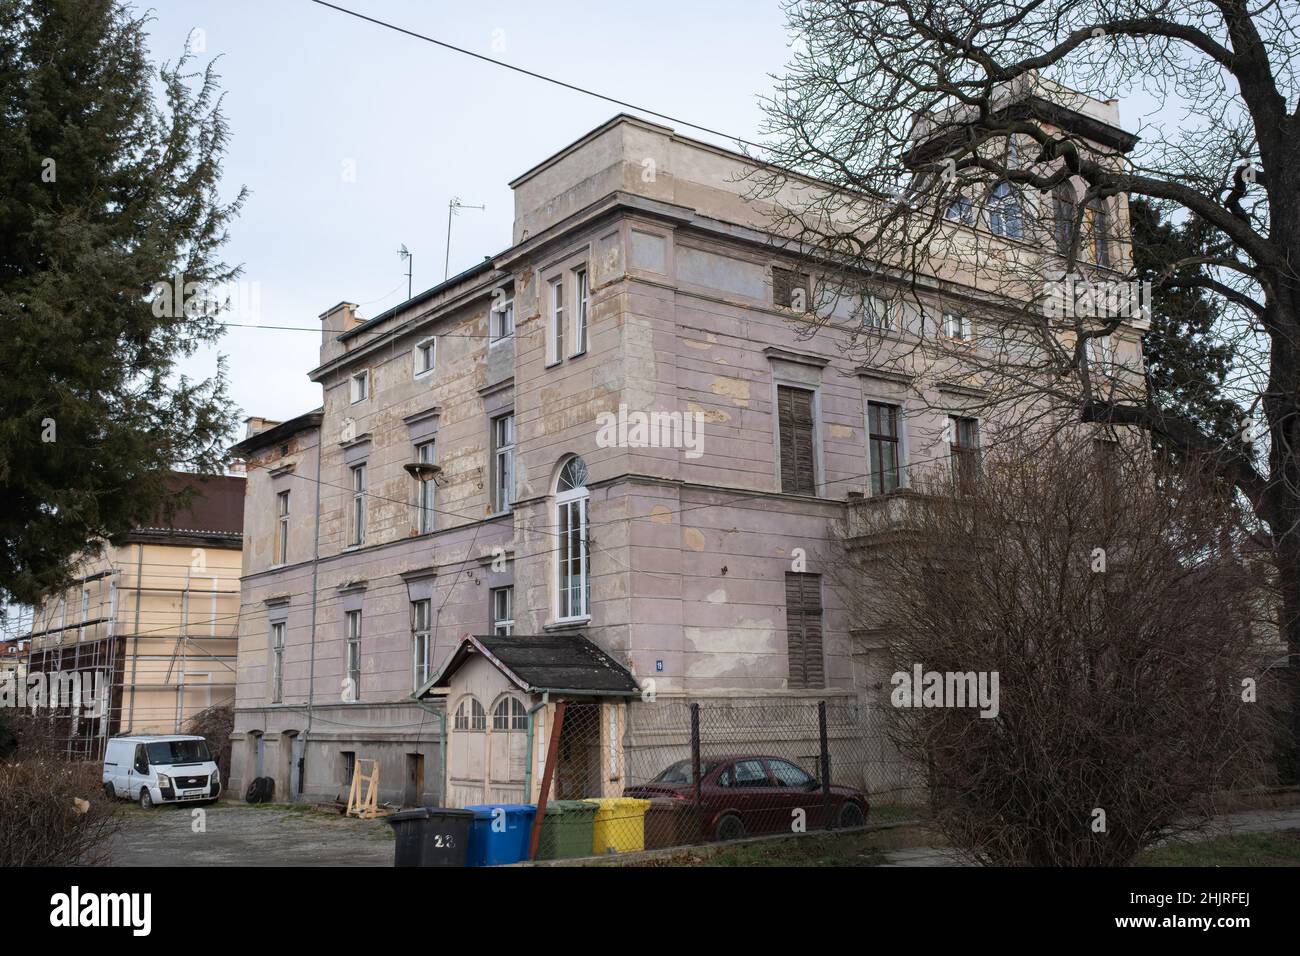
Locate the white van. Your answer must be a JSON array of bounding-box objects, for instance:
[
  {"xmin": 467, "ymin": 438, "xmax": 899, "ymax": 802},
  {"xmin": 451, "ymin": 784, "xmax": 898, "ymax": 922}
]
[{"xmin": 103, "ymin": 735, "xmax": 222, "ymax": 809}]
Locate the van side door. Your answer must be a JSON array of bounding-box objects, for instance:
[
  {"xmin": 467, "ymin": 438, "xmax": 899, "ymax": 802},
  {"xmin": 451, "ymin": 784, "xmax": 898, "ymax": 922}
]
[{"xmin": 128, "ymin": 744, "xmax": 149, "ymax": 795}]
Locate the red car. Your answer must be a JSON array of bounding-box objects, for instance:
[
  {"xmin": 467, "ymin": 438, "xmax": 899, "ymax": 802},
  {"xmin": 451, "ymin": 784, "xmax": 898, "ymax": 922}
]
[{"xmin": 625, "ymin": 754, "xmax": 869, "ymax": 841}]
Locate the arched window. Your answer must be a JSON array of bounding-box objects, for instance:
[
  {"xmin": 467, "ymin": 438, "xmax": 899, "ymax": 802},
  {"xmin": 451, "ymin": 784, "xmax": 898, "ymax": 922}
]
[
  {"xmin": 988, "ymin": 182, "xmax": 1023, "ymax": 239},
  {"xmin": 492, "ymin": 696, "xmax": 527, "ymax": 731},
  {"xmin": 454, "ymin": 696, "xmax": 486, "ymax": 731},
  {"xmin": 555, "ymin": 456, "xmax": 591, "ymax": 620},
  {"xmin": 944, "ymin": 194, "xmax": 974, "ymax": 225}
]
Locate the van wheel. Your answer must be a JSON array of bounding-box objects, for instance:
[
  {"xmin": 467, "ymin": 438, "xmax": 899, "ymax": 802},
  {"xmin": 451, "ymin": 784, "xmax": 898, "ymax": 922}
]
[
  {"xmin": 139, "ymin": 788, "xmax": 154, "ymax": 810},
  {"xmin": 104, "ymin": 782, "xmax": 116, "ymax": 800}
]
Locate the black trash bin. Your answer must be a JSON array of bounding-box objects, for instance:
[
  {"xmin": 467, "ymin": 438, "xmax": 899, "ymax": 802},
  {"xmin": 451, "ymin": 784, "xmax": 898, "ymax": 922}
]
[{"xmin": 387, "ymin": 807, "xmax": 475, "ymax": 867}]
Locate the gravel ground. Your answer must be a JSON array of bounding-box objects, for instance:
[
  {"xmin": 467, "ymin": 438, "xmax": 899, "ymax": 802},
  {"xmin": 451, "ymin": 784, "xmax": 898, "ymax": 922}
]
[{"xmin": 109, "ymin": 800, "xmax": 395, "ymax": 867}]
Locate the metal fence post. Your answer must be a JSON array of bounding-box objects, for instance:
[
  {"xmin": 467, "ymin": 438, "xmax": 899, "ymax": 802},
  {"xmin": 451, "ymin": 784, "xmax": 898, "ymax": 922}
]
[
  {"xmin": 690, "ymin": 701, "xmax": 701, "ymax": 809},
  {"xmin": 818, "ymin": 700, "xmax": 832, "ymax": 829}
]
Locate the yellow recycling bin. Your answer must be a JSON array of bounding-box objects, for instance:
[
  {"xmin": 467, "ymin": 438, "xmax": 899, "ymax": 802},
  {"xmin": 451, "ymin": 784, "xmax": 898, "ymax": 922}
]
[{"xmin": 584, "ymin": 797, "xmax": 651, "ymax": 854}]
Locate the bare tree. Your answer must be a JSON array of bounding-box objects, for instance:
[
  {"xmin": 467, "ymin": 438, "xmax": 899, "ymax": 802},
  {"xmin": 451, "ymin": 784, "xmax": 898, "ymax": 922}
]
[
  {"xmin": 834, "ymin": 440, "xmax": 1278, "ymax": 865},
  {"xmin": 754, "ymin": 0, "xmax": 1300, "ymax": 774}
]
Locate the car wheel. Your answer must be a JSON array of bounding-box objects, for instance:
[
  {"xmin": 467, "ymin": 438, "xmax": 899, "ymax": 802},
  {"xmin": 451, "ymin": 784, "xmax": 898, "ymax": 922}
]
[
  {"xmin": 104, "ymin": 782, "xmax": 116, "ymax": 800},
  {"xmin": 139, "ymin": 788, "xmax": 154, "ymax": 810},
  {"xmin": 837, "ymin": 801, "xmax": 866, "ymax": 828},
  {"xmin": 714, "ymin": 813, "xmax": 745, "ymax": 842}
]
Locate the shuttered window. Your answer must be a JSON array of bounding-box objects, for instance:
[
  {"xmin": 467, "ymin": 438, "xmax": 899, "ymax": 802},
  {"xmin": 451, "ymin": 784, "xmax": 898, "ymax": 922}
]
[
  {"xmin": 785, "ymin": 573, "xmax": 825, "ymax": 689},
  {"xmin": 777, "ymin": 385, "xmax": 817, "ymax": 495},
  {"xmin": 772, "ymin": 266, "xmax": 809, "ymax": 310}
]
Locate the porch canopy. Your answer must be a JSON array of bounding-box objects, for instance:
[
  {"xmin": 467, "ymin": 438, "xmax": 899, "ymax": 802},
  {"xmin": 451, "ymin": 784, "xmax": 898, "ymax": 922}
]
[{"xmin": 415, "ymin": 633, "xmax": 641, "ymax": 700}]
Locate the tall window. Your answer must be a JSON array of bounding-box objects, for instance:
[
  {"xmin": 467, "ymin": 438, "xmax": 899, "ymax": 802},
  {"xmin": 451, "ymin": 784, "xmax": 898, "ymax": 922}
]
[
  {"xmin": 785, "ymin": 573, "xmax": 825, "ymax": 689},
  {"xmin": 1088, "ymin": 197, "xmax": 1111, "ymax": 267},
  {"xmin": 270, "ymin": 622, "xmax": 285, "ymax": 703},
  {"xmin": 491, "ymin": 413, "xmax": 514, "ymax": 514},
  {"xmin": 949, "ymin": 416, "xmax": 981, "ymax": 489},
  {"xmin": 943, "ymin": 311, "xmax": 971, "ymax": 341},
  {"xmin": 573, "ymin": 267, "xmax": 589, "ymax": 356},
  {"xmin": 491, "ymin": 587, "xmax": 513, "ymax": 636},
  {"xmin": 411, "ymin": 599, "xmax": 431, "ymax": 690},
  {"xmin": 275, "ymin": 491, "xmax": 290, "ymax": 564},
  {"xmin": 555, "ymin": 456, "xmax": 591, "ymax": 620},
  {"xmin": 548, "ymin": 277, "xmax": 564, "ymax": 364},
  {"xmin": 1052, "ymin": 184, "xmax": 1078, "ymax": 256},
  {"xmin": 344, "ymin": 610, "xmax": 362, "ymax": 702},
  {"xmin": 868, "ymin": 402, "xmax": 902, "ymax": 495},
  {"xmin": 1086, "ymin": 334, "xmax": 1115, "ymax": 371},
  {"xmin": 491, "ymin": 298, "xmax": 514, "ymax": 342},
  {"xmin": 988, "ymin": 182, "xmax": 1023, "ymax": 239},
  {"xmin": 414, "ymin": 337, "xmax": 436, "ymax": 376},
  {"xmin": 349, "ymin": 369, "xmax": 369, "ymax": 404},
  {"xmin": 861, "ymin": 294, "xmax": 893, "ymax": 331},
  {"xmin": 350, "ymin": 463, "xmax": 367, "ymax": 546},
  {"xmin": 415, "ymin": 441, "xmax": 435, "ymax": 534},
  {"xmin": 777, "ymin": 385, "xmax": 817, "ymax": 495}
]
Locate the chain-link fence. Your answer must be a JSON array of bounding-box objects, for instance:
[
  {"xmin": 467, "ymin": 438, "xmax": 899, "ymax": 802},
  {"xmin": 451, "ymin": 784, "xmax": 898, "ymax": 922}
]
[{"xmin": 528, "ymin": 695, "xmax": 925, "ymax": 860}]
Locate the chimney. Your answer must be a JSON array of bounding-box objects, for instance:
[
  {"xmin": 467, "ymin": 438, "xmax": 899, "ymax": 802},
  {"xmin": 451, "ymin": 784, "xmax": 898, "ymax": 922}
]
[
  {"xmin": 243, "ymin": 416, "xmax": 282, "ymax": 439},
  {"xmin": 319, "ymin": 301, "xmax": 362, "ymax": 333}
]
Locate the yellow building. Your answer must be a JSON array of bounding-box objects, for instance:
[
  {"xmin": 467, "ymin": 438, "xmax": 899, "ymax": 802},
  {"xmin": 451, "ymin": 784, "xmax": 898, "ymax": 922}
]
[{"xmin": 24, "ymin": 473, "xmax": 244, "ymax": 757}]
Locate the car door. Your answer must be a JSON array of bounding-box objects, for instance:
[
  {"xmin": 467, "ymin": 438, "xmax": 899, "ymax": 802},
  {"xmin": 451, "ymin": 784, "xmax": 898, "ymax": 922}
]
[
  {"xmin": 128, "ymin": 744, "xmax": 149, "ymax": 796},
  {"xmin": 726, "ymin": 758, "xmax": 784, "ymax": 835},
  {"xmin": 765, "ymin": 758, "xmax": 825, "ymax": 830}
]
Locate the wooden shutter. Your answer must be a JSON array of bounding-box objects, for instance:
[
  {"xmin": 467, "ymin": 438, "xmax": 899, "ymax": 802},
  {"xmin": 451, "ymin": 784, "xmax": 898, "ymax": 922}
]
[
  {"xmin": 772, "ymin": 266, "xmax": 809, "ymax": 309},
  {"xmin": 778, "ymin": 385, "xmax": 817, "ymax": 494},
  {"xmin": 785, "ymin": 572, "xmax": 825, "ymax": 688}
]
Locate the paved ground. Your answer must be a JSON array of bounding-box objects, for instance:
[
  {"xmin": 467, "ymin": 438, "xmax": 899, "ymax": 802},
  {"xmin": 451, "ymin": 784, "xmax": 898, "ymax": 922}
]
[
  {"xmin": 877, "ymin": 806, "xmax": 1300, "ymax": 867},
  {"xmin": 109, "ymin": 800, "xmax": 394, "ymax": 867}
]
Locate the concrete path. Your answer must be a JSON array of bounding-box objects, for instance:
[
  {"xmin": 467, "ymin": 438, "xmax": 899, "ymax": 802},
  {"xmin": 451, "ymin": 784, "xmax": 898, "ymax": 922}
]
[{"xmin": 877, "ymin": 806, "xmax": 1300, "ymax": 867}]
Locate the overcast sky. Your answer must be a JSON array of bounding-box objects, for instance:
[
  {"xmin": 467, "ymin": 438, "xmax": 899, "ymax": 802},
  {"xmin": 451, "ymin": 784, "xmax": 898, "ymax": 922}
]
[{"xmin": 145, "ymin": 0, "xmax": 793, "ymax": 427}]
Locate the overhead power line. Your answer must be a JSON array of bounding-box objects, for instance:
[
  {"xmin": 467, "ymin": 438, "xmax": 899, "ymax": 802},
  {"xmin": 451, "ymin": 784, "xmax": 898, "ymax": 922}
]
[{"xmin": 306, "ymin": 0, "xmax": 762, "ymax": 151}]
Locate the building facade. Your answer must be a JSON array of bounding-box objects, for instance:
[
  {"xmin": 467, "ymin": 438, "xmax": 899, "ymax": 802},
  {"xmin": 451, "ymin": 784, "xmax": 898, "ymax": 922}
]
[
  {"xmin": 228, "ymin": 99, "xmax": 1143, "ymax": 807},
  {"xmin": 23, "ymin": 473, "xmax": 243, "ymax": 757}
]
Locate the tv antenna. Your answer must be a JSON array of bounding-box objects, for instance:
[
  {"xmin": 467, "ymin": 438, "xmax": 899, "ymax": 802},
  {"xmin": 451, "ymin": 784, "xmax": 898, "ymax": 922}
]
[
  {"xmin": 444, "ymin": 197, "xmax": 486, "ymax": 280},
  {"xmin": 398, "ymin": 245, "xmax": 413, "ymax": 300}
]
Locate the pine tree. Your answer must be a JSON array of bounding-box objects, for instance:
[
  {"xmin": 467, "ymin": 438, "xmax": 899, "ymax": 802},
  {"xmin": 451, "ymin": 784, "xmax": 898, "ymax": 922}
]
[{"xmin": 0, "ymin": 0, "xmax": 245, "ymax": 605}]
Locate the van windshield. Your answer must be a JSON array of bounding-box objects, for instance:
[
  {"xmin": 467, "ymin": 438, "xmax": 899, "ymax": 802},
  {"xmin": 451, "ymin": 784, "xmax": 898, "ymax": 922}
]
[{"xmin": 146, "ymin": 740, "xmax": 211, "ymax": 765}]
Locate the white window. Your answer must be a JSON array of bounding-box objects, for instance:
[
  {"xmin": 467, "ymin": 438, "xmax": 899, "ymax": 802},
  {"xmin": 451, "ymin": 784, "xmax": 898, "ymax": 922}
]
[
  {"xmin": 989, "ymin": 182, "xmax": 1023, "ymax": 239},
  {"xmin": 572, "ymin": 267, "xmax": 589, "ymax": 356},
  {"xmin": 411, "ymin": 599, "xmax": 431, "ymax": 690},
  {"xmin": 862, "ymin": 294, "xmax": 893, "ymax": 331},
  {"xmin": 942, "ymin": 311, "xmax": 971, "ymax": 341},
  {"xmin": 270, "ymin": 622, "xmax": 285, "ymax": 703},
  {"xmin": 491, "ymin": 586, "xmax": 513, "ymax": 636},
  {"xmin": 945, "ymin": 195, "xmax": 975, "ymax": 224},
  {"xmin": 275, "ymin": 490, "xmax": 290, "ymax": 564},
  {"xmin": 491, "ymin": 413, "xmax": 514, "ymax": 514},
  {"xmin": 415, "ymin": 441, "xmax": 435, "ymax": 534},
  {"xmin": 414, "ymin": 337, "xmax": 436, "ymax": 376},
  {"xmin": 455, "ymin": 696, "xmax": 487, "ymax": 731},
  {"xmin": 491, "ymin": 298, "xmax": 514, "ymax": 342},
  {"xmin": 555, "ymin": 456, "xmax": 591, "ymax": 621},
  {"xmin": 344, "ymin": 610, "xmax": 361, "ymax": 702},
  {"xmin": 349, "ymin": 369, "xmax": 369, "ymax": 404},
  {"xmin": 547, "ymin": 277, "xmax": 564, "ymax": 365},
  {"xmin": 350, "ymin": 463, "xmax": 366, "ymax": 546},
  {"xmin": 1087, "ymin": 334, "xmax": 1115, "ymax": 371},
  {"xmin": 492, "ymin": 696, "xmax": 527, "ymax": 731}
]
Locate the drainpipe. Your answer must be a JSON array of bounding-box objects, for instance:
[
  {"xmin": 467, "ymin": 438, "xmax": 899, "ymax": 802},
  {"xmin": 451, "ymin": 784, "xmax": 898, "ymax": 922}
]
[
  {"xmin": 523, "ymin": 691, "xmax": 550, "ymax": 802},
  {"xmin": 414, "ymin": 696, "xmax": 448, "ymax": 804},
  {"xmin": 300, "ymin": 435, "xmax": 324, "ymax": 799}
]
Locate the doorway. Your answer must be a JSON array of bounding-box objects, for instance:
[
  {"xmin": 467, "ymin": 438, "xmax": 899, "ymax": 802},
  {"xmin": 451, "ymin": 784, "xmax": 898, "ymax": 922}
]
[
  {"xmin": 404, "ymin": 752, "xmax": 425, "ymax": 807},
  {"xmin": 554, "ymin": 704, "xmax": 600, "ymax": 799}
]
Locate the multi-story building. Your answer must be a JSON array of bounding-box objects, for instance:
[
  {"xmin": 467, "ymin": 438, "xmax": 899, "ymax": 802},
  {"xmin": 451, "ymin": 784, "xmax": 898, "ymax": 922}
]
[
  {"xmin": 23, "ymin": 472, "xmax": 243, "ymax": 757},
  {"xmin": 228, "ymin": 96, "xmax": 1142, "ymax": 807},
  {"xmin": 1, "ymin": 639, "xmax": 29, "ymax": 685}
]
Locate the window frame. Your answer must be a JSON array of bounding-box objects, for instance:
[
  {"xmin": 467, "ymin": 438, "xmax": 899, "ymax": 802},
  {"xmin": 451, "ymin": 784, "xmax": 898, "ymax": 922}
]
[
  {"xmin": 490, "ymin": 297, "xmax": 514, "ymax": 343},
  {"xmin": 490, "ymin": 412, "xmax": 515, "ymax": 515},
  {"xmin": 414, "ymin": 440, "xmax": 435, "ymax": 534},
  {"xmin": 546, "ymin": 276, "xmax": 564, "ymax": 366},
  {"xmin": 775, "ymin": 383, "xmax": 820, "ymax": 497},
  {"xmin": 275, "ymin": 490, "xmax": 290, "ymax": 565},
  {"xmin": 413, "ymin": 336, "xmax": 436, "ymax": 377},
  {"xmin": 270, "ymin": 621, "xmax": 285, "ymax": 704},
  {"xmin": 866, "ymin": 400, "xmax": 904, "ymax": 496},
  {"xmin": 554, "ymin": 456, "xmax": 591, "ymax": 623},
  {"xmin": 454, "ymin": 696, "xmax": 487, "ymax": 731},
  {"xmin": 349, "ymin": 462, "xmax": 367, "ymax": 546},
  {"xmin": 344, "ymin": 609, "xmax": 362, "ymax": 702},
  {"xmin": 491, "ymin": 586, "xmax": 513, "ymax": 636},
  {"xmin": 492, "ymin": 696, "xmax": 527, "ymax": 731},
  {"xmin": 349, "ymin": 369, "xmax": 369, "ymax": 404},
  {"xmin": 942, "ymin": 310, "xmax": 972, "ymax": 341},
  {"xmin": 411, "ymin": 598, "xmax": 431, "ymax": 691},
  {"xmin": 948, "ymin": 414, "xmax": 981, "ymax": 489},
  {"xmin": 785, "ymin": 571, "xmax": 825, "ymax": 689},
  {"xmin": 571, "ymin": 266, "xmax": 589, "ymax": 357}
]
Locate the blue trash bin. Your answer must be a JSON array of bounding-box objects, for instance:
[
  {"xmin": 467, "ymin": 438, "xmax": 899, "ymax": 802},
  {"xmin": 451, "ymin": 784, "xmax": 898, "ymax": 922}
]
[{"xmin": 465, "ymin": 803, "xmax": 538, "ymax": 866}]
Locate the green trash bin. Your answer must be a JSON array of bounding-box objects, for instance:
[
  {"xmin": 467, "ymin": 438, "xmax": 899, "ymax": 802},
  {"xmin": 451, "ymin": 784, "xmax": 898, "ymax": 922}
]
[{"xmin": 535, "ymin": 799, "xmax": 599, "ymax": 860}]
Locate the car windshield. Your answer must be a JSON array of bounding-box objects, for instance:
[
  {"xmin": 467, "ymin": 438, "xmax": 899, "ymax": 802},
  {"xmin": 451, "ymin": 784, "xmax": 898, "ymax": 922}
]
[
  {"xmin": 145, "ymin": 740, "xmax": 211, "ymax": 765},
  {"xmin": 651, "ymin": 759, "xmax": 716, "ymax": 784}
]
